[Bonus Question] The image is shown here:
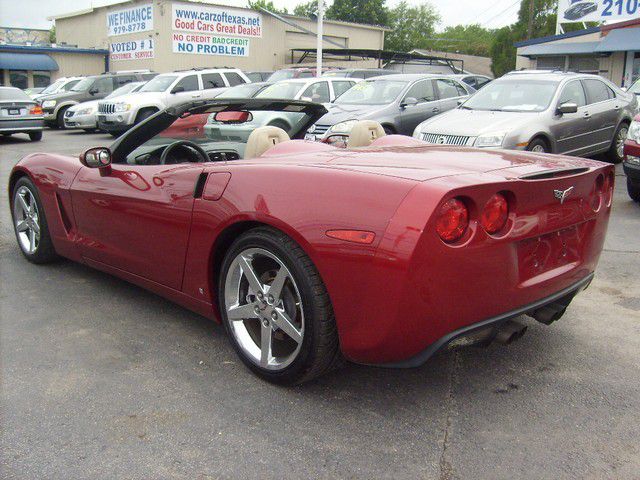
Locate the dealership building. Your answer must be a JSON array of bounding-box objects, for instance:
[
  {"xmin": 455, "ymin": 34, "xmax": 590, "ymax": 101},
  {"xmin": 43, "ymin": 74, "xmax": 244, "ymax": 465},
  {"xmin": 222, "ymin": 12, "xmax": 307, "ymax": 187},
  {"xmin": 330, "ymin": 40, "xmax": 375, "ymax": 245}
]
[{"xmin": 515, "ymin": 17, "xmax": 640, "ymax": 88}]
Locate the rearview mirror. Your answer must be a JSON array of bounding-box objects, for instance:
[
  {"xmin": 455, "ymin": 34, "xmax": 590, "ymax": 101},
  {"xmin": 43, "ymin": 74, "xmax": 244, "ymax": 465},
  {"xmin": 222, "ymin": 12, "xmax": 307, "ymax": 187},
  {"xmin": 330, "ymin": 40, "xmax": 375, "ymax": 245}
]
[
  {"xmin": 557, "ymin": 102, "xmax": 578, "ymax": 114},
  {"xmin": 171, "ymin": 86, "xmax": 185, "ymax": 94},
  {"xmin": 401, "ymin": 97, "xmax": 418, "ymax": 108},
  {"xmin": 80, "ymin": 147, "xmax": 111, "ymax": 169},
  {"xmin": 213, "ymin": 110, "xmax": 253, "ymax": 124}
]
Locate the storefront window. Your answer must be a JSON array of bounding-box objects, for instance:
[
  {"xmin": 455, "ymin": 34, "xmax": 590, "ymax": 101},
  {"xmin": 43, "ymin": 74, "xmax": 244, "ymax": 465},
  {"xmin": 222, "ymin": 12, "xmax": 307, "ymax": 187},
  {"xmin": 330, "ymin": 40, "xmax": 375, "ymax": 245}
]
[
  {"xmin": 33, "ymin": 71, "xmax": 51, "ymax": 88},
  {"xmin": 568, "ymin": 55, "xmax": 599, "ymax": 74},
  {"xmin": 536, "ymin": 56, "xmax": 566, "ymax": 71},
  {"xmin": 9, "ymin": 70, "xmax": 28, "ymax": 89}
]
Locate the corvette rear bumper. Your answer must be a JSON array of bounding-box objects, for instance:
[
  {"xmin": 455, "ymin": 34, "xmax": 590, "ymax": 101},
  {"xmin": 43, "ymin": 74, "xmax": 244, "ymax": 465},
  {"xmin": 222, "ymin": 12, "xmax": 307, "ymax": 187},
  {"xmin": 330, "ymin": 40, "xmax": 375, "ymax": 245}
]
[{"xmin": 372, "ymin": 273, "xmax": 593, "ymax": 368}]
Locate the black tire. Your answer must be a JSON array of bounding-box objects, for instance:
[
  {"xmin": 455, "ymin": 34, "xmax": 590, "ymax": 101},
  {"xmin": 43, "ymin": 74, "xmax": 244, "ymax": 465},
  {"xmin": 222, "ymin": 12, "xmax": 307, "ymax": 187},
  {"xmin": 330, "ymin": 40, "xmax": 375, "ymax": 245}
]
[
  {"xmin": 11, "ymin": 177, "xmax": 59, "ymax": 264},
  {"xmin": 608, "ymin": 123, "xmax": 629, "ymax": 164},
  {"xmin": 135, "ymin": 109, "xmax": 157, "ymax": 125},
  {"xmin": 56, "ymin": 107, "xmax": 69, "ymax": 129},
  {"xmin": 218, "ymin": 226, "xmax": 341, "ymax": 385},
  {"xmin": 628, "ymin": 178, "xmax": 640, "ymax": 202},
  {"xmin": 29, "ymin": 131, "xmax": 43, "ymax": 141},
  {"xmin": 527, "ymin": 137, "xmax": 549, "ymax": 153},
  {"xmin": 383, "ymin": 125, "xmax": 395, "ymax": 135},
  {"xmin": 83, "ymin": 128, "xmax": 97, "ymax": 133}
]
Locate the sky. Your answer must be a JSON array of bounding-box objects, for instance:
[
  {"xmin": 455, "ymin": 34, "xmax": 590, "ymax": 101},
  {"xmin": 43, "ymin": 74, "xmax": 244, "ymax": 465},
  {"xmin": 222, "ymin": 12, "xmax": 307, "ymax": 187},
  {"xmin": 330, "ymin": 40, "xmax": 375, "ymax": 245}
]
[{"xmin": 0, "ymin": 0, "xmax": 521, "ymax": 31}]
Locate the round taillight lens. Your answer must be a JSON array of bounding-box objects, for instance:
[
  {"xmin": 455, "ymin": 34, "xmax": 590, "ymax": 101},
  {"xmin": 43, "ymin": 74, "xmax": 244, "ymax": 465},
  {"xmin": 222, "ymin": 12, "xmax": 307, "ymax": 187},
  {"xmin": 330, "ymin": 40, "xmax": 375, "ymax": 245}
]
[
  {"xmin": 481, "ymin": 193, "xmax": 509, "ymax": 234},
  {"xmin": 436, "ymin": 198, "xmax": 469, "ymax": 243}
]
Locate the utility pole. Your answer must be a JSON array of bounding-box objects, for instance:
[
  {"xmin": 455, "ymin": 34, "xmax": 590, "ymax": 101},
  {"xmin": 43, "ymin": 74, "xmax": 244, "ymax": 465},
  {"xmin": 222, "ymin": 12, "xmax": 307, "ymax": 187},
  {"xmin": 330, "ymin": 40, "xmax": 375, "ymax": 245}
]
[
  {"xmin": 316, "ymin": 0, "xmax": 324, "ymax": 77},
  {"xmin": 527, "ymin": 0, "xmax": 535, "ymax": 39}
]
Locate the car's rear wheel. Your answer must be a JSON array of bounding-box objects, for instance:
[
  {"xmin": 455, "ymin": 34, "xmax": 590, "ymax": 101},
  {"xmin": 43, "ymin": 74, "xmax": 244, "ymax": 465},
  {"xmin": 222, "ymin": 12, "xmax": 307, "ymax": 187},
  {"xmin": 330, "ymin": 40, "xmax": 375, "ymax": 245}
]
[
  {"xmin": 29, "ymin": 131, "xmax": 42, "ymax": 141},
  {"xmin": 56, "ymin": 107, "xmax": 69, "ymax": 129},
  {"xmin": 219, "ymin": 227, "xmax": 340, "ymax": 385},
  {"xmin": 11, "ymin": 177, "xmax": 58, "ymax": 263},
  {"xmin": 608, "ymin": 123, "xmax": 628, "ymax": 164},
  {"xmin": 527, "ymin": 137, "xmax": 549, "ymax": 153},
  {"xmin": 628, "ymin": 178, "xmax": 640, "ymax": 202}
]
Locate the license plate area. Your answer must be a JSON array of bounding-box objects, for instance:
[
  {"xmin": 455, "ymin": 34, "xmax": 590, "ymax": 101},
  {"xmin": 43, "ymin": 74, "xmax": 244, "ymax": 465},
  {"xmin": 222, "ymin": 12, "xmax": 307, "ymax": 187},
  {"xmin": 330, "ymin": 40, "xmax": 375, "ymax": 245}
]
[
  {"xmin": 518, "ymin": 226, "xmax": 582, "ymax": 283},
  {"xmin": 8, "ymin": 108, "xmax": 21, "ymax": 115}
]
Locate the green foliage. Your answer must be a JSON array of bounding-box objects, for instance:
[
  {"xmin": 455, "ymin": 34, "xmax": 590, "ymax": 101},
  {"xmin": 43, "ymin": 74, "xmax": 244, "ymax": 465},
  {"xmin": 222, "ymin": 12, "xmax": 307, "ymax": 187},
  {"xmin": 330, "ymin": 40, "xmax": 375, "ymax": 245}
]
[
  {"xmin": 49, "ymin": 26, "xmax": 56, "ymax": 44},
  {"xmin": 432, "ymin": 24, "xmax": 494, "ymax": 57},
  {"xmin": 247, "ymin": 0, "xmax": 288, "ymax": 14},
  {"xmin": 490, "ymin": 26, "xmax": 517, "ymax": 77},
  {"xmin": 325, "ymin": 0, "xmax": 389, "ymax": 26},
  {"xmin": 293, "ymin": 0, "xmax": 327, "ymax": 17},
  {"xmin": 384, "ymin": 1, "xmax": 440, "ymax": 52}
]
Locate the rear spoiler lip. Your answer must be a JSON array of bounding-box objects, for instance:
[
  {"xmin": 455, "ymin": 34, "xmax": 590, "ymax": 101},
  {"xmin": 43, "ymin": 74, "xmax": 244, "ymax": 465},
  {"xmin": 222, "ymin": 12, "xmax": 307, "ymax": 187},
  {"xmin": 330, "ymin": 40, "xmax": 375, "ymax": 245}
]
[{"xmin": 518, "ymin": 167, "xmax": 591, "ymax": 180}]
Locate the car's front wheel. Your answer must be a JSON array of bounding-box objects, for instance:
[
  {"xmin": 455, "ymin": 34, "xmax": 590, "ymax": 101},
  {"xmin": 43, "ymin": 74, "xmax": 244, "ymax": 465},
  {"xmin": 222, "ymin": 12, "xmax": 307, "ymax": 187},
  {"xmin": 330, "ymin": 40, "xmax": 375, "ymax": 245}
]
[
  {"xmin": 628, "ymin": 178, "xmax": 640, "ymax": 202},
  {"xmin": 11, "ymin": 177, "xmax": 58, "ymax": 263},
  {"xmin": 218, "ymin": 227, "xmax": 340, "ymax": 385},
  {"xmin": 29, "ymin": 131, "xmax": 42, "ymax": 141},
  {"xmin": 527, "ymin": 137, "xmax": 549, "ymax": 153}
]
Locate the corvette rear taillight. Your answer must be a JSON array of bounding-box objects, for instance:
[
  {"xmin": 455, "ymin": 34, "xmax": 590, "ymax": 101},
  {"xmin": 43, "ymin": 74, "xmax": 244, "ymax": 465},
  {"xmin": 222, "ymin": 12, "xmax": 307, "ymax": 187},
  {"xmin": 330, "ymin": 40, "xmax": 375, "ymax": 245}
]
[
  {"xmin": 605, "ymin": 171, "xmax": 615, "ymax": 207},
  {"xmin": 481, "ymin": 193, "xmax": 508, "ymax": 234},
  {"xmin": 436, "ymin": 198, "xmax": 468, "ymax": 243},
  {"xmin": 591, "ymin": 175, "xmax": 604, "ymax": 212},
  {"xmin": 29, "ymin": 105, "xmax": 43, "ymax": 115}
]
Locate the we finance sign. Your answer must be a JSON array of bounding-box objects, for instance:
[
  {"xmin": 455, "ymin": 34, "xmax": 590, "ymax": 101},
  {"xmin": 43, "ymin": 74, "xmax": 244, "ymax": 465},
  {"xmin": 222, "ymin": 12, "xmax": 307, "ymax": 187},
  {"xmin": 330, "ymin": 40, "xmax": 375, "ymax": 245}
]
[
  {"xmin": 107, "ymin": 4, "xmax": 153, "ymax": 36},
  {"xmin": 171, "ymin": 3, "xmax": 262, "ymax": 37}
]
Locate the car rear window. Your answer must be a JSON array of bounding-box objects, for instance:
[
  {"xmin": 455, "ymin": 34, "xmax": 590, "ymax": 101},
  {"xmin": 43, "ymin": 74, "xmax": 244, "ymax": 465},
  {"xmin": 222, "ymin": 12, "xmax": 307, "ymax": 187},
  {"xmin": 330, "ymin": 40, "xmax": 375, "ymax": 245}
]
[
  {"xmin": 224, "ymin": 72, "xmax": 246, "ymax": 86},
  {"xmin": 202, "ymin": 73, "xmax": 225, "ymax": 89},
  {"xmin": 0, "ymin": 87, "xmax": 31, "ymax": 101}
]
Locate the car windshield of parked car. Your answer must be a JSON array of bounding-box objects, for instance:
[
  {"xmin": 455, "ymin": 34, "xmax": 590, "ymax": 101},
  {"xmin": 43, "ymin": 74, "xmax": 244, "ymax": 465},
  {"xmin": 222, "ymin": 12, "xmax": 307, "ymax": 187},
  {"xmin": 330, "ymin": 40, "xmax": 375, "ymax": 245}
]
[
  {"xmin": 105, "ymin": 82, "xmax": 141, "ymax": 99},
  {"xmin": 461, "ymin": 79, "xmax": 558, "ymax": 112},
  {"xmin": 267, "ymin": 70, "xmax": 296, "ymax": 82},
  {"xmin": 255, "ymin": 82, "xmax": 304, "ymax": 99},
  {"xmin": 139, "ymin": 75, "xmax": 178, "ymax": 93},
  {"xmin": 217, "ymin": 83, "xmax": 263, "ymax": 98},
  {"xmin": 40, "ymin": 79, "xmax": 65, "ymax": 95},
  {"xmin": 0, "ymin": 87, "xmax": 31, "ymax": 101},
  {"xmin": 71, "ymin": 77, "xmax": 96, "ymax": 92},
  {"xmin": 629, "ymin": 79, "xmax": 640, "ymax": 94},
  {"xmin": 334, "ymin": 80, "xmax": 407, "ymax": 105}
]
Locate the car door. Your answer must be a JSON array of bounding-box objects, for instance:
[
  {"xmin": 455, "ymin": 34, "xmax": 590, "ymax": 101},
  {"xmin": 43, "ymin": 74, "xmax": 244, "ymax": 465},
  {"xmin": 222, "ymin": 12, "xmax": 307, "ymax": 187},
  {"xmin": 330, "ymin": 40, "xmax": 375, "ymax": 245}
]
[
  {"xmin": 71, "ymin": 155, "xmax": 205, "ymax": 290},
  {"xmin": 549, "ymin": 79, "xmax": 591, "ymax": 156},
  {"xmin": 582, "ymin": 78, "xmax": 619, "ymax": 153},
  {"xmin": 435, "ymin": 78, "xmax": 469, "ymax": 112},
  {"xmin": 167, "ymin": 74, "xmax": 201, "ymax": 107},
  {"xmin": 398, "ymin": 79, "xmax": 438, "ymax": 135}
]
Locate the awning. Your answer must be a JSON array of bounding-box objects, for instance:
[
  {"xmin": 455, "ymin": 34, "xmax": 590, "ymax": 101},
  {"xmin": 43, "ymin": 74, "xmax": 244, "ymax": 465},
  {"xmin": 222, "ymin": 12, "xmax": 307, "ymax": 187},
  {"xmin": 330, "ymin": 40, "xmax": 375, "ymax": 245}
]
[
  {"xmin": 595, "ymin": 28, "xmax": 640, "ymax": 52},
  {"xmin": 0, "ymin": 52, "xmax": 59, "ymax": 71},
  {"xmin": 518, "ymin": 41, "xmax": 601, "ymax": 57}
]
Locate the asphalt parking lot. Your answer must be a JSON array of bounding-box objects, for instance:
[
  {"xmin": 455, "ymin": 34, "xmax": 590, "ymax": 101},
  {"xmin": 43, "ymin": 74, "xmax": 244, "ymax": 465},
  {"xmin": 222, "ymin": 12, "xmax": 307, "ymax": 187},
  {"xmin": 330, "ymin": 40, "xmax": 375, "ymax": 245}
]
[{"xmin": 1, "ymin": 129, "xmax": 639, "ymax": 480}]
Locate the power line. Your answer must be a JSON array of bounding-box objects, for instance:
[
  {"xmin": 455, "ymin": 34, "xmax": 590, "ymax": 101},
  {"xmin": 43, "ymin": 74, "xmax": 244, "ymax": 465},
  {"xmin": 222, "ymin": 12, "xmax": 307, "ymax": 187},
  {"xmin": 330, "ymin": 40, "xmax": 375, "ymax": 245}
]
[
  {"xmin": 467, "ymin": 0, "xmax": 521, "ymax": 25},
  {"xmin": 480, "ymin": 0, "xmax": 522, "ymax": 28}
]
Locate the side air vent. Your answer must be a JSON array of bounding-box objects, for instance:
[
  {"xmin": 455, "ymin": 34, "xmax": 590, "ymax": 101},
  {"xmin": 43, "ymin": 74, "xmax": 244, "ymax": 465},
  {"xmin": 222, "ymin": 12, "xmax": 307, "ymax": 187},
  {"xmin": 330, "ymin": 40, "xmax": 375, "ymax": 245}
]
[
  {"xmin": 55, "ymin": 192, "xmax": 73, "ymax": 234},
  {"xmin": 519, "ymin": 167, "xmax": 590, "ymax": 180}
]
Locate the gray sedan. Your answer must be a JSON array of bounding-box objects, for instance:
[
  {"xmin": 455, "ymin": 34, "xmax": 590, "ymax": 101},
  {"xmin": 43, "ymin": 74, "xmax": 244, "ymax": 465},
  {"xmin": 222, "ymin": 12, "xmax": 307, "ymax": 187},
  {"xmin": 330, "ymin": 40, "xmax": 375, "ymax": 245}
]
[
  {"xmin": 0, "ymin": 87, "xmax": 44, "ymax": 141},
  {"xmin": 413, "ymin": 71, "xmax": 638, "ymax": 162},
  {"xmin": 305, "ymin": 74, "xmax": 473, "ymax": 144}
]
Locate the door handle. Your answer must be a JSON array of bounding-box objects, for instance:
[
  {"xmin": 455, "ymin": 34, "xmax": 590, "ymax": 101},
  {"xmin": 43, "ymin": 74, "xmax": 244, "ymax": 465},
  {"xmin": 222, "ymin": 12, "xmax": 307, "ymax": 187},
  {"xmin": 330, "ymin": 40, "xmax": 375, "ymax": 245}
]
[
  {"xmin": 614, "ymin": 105, "xmax": 620, "ymax": 110},
  {"xmin": 583, "ymin": 112, "xmax": 591, "ymax": 119},
  {"xmin": 432, "ymin": 107, "xmax": 440, "ymax": 113},
  {"xmin": 191, "ymin": 93, "xmax": 202, "ymax": 98}
]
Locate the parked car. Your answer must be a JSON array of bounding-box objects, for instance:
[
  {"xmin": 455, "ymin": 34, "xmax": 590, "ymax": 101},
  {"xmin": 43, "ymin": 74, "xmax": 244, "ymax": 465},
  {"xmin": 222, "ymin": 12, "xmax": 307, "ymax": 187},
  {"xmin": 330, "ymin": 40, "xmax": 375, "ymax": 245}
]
[
  {"xmin": 0, "ymin": 86, "xmax": 44, "ymax": 141},
  {"xmin": 23, "ymin": 87, "xmax": 45, "ymax": 98},
  {"xmin": 255, "ymin": 77, "xmax": 359, "ymax": 103},
  {"xmin": 32, "ymin": 77, "xmax": 82, "ymax": 102},
  {"xmin": 64, "ymin": 81, "xmax": 146, "ymax": 132},
  {"xmin": 97, "ymin": 68, "xmax": 250, "ymax": 137},
  {"xmin": 564, "ymin": 1, "xmax": 597, "ymax": 20},
  {"xmin": 8, "ymin": 97, "xmax": 614, "ymax": 384},
  {"xmin": 413, "ymin": 71, "xmax": 637, "ymax": 163},
  {"xmin": 267, "ymin": 67, "xmax": 337, "ymax": 81},
  {"xmin": 450, "ymin": 73, "xmax": 492, "ymax": 90},
  {"xmin": 39, "ymin": 71, "xmax": 156, "ymax": 129},
  {"xmin": 626, "ymin": 78, "xmax": 640, "ymax": 99},
  {"xmin": 305, "ymin": 74, "xmax": 472, "ymax": 144},
  {"xmin": 323, "ymin": 68, "xmax": 398, "ymax": 79},
  {"xmin": 623, "ymin": 115, "xmax": 640, "ymax": 202},
  {"xmin": 246, "ymin": 71, "xmax": 273, "ymax": 82}
]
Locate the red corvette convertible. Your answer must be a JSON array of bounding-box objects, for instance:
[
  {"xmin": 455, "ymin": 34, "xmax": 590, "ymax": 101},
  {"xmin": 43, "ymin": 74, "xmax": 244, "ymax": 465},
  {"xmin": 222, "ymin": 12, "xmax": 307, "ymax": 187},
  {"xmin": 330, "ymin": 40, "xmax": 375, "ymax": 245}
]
[{"xmin": 9, "ymin": 99, "xmax": 614, "ymax": 384}]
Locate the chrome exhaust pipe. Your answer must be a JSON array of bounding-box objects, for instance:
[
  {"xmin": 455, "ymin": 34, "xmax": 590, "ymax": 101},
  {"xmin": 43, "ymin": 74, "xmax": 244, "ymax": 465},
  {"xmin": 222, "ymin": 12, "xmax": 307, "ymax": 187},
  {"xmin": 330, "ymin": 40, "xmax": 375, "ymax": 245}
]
[
  {"xmin": 493, "ymin": 320, "xmax": 528, "ymax": 345},
  {"xmin": 529, "ymin": 305, "xmax": 568, "ymax": 325}
]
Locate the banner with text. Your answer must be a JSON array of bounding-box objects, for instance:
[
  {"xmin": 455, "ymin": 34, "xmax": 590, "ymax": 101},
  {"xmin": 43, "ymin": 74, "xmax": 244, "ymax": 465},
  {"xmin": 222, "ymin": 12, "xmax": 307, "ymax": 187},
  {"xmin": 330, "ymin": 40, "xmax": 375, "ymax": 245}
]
[
  {"xmin": 172, "ymin": 33, "xmax": 249, "ymax": 56},
  {"xmin": 172, "ymin": 3, "xmax": 262, "ymax": 37},
  {"xmin": 557, "ymin": 0, "xmax": 639, "ymax": 23},
  {"xmin": 107, "ymin": 4, "xmax": 153, "ymax": 36},
  {"xmin": 110, "ymin": 39, "xmax": 154, "ymax": 61}
]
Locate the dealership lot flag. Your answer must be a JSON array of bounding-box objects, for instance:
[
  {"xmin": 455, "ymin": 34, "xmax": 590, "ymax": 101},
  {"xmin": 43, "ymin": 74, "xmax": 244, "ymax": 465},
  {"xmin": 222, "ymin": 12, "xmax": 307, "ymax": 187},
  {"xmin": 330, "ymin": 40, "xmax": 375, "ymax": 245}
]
[
  {"xmin": 107, "ymin": 4, "xmax": 154, "ymax": 36},
  {"xmin": 557, "ymin": 0, "xmax": 640, "ymax": 23},
  {"xmin": 110, "ymin": 39, "xmax": 154, "ymax": 61}
]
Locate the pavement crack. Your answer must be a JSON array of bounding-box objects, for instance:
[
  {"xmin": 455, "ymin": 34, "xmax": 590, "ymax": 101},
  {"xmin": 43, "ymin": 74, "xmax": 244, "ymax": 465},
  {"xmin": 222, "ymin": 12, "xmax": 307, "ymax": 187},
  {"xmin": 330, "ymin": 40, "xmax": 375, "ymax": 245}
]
[{"xmin": 439, "ymin": 351, "xmax": 461, "ymax": 480}]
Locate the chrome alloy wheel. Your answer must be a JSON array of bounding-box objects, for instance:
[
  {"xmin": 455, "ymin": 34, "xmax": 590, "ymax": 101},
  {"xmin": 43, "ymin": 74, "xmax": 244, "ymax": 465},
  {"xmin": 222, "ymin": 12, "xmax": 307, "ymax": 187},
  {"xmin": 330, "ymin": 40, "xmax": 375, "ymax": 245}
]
[
  {"xmin": 13, "ymin": 185, "xmax": 41, "ymax": 254},
  {"xmin": 531, "ymin": 144, "xmax": 546, "ymax": 153},
  {"xmin": 224, "ymin": 247, "xmax": 304, "ymax": 370},
  {"xmin": 616, "ymin": 126, "xmax": 628, "ymax": 159}
]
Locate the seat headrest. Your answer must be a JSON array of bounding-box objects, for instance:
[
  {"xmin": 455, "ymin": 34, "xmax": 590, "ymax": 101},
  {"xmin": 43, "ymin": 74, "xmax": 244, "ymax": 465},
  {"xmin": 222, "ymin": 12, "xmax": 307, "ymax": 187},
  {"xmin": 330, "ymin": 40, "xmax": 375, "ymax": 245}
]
[
  {"xmin": 347, "ymin": 120, "xmax": 386, "ymax": 149},
  {"xmin": 244, "ymin": 126, "xmax": 290, "ymax": 158}
]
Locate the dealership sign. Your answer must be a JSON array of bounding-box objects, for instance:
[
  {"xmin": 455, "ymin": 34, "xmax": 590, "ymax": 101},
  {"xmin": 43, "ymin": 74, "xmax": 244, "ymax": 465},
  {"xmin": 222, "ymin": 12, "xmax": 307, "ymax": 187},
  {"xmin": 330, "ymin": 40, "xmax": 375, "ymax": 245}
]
[
  {"xmin": 558, "ymin": 0, "xmax": 640, "ymax": 23},
  {"xmin": 172, "ymin": 33, "xmax": 249, "ymax": 56},
  {"xmin": 107, "ymin": 4, "xmax": 153, "ymax": 36},
  {"xmin": 110, "ymin": 39, "xmax": 154, "ymax": 61},
  {"xmin": 172, "ymin": 3, "xmax": 262, "ymax": 37}
]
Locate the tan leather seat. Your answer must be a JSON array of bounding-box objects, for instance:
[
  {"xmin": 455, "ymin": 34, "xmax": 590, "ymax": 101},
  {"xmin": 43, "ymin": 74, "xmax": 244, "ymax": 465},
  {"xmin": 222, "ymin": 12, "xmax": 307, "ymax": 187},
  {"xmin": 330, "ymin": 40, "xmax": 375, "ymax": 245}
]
[
  {"xmin": 244, "ymin": 126, "xmax": 290, "ymax": 158},
  {"xmin": 347, "ymin": 120, "xmax": 386, "ymax": 149}
]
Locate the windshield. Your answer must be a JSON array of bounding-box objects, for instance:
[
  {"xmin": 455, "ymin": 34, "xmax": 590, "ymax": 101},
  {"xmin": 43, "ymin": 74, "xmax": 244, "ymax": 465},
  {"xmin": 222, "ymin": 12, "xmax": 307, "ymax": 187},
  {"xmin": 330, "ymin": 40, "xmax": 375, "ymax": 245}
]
[
  {"xmin": 335, "ymin": 80, "xmax": 407, "ymax": 105},
  {"xmin": 105, "ymin": 82, "xmax": 142, "ymax": 99},
  {"xmin": 217, "ymin": 83, "xmax": 263, "ymax": 98},
  {"xmin": 71, "ymin": 77, "xmax": 96, "ymax": 92},
  {"xmin": 629, "ymin": 79, "xmax": 640, "ymax": 94},
  {"xmin": 256, "ymin": 82, "xmax": 304, "ymax": 99},
  {"xmin": 267, "ymin": 70, "xmax": 296, "ymax": 82},
  {"xmin": 139, "ymin": 75, "xmax": 178, "ymax": 93},
  {"xmin": 462, "ymin": 79, "xmax": 558, "ymax": 112},
  {"xmin": 40, "ymin": 80, "xmax": 65, "ymax": 94}
]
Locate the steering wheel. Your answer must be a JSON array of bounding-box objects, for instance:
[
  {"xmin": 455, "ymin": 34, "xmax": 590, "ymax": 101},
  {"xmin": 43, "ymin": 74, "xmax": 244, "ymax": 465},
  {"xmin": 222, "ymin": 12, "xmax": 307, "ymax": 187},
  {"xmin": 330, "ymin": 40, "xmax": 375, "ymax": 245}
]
[{"xmin": 159, "ymin": 140, "xmax": 209, "ymax": 165}]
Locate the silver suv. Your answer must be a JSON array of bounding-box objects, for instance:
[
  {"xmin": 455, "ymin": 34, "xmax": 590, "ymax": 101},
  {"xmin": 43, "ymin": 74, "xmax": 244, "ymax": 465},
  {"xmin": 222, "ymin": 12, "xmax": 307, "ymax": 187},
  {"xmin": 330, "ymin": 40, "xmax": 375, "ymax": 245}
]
[
  {"xmin": 413, "ymin": 71, "xmax": 638, "ymax": 162},
  {"xmin": 97, "ymin": 68, "xmax": 250, "ymax": 137}
]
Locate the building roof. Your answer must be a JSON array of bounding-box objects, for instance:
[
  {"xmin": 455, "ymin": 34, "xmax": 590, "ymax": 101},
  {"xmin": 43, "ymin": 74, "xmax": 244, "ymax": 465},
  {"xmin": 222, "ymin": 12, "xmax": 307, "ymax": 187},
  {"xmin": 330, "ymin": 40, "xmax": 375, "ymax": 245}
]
[
  {"xmin": 0, "ymin": 51, "xmax": 59, "ymax": 70},
  {"xmin": 518, "ymin": 41, "xmax": 602, "ymax": 57},
  {"xmin": 595, "ymin": 27, "xmax": 640, "ymax": 52},
  {"xmin": 514, "ymin": 26, "xmax": 601, "ymax": 48},
  {"xmin": 0, "ymin": 44, "xmax": 109, "ymax": 55}
]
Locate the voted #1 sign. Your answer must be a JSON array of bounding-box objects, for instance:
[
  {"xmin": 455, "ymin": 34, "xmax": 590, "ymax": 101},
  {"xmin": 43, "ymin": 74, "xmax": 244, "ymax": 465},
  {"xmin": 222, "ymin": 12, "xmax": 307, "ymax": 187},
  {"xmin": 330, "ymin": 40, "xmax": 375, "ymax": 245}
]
[
  {"xmin": 172, "ymin": 33, "xmax": 249, "ymax": 56},
  {"xmin": 110, "ymin": 39, "xmax": 155, "ymax": 61},
  {"xmin": 107, "ymin": 4, "xmax": 154, "ymax": 36}
]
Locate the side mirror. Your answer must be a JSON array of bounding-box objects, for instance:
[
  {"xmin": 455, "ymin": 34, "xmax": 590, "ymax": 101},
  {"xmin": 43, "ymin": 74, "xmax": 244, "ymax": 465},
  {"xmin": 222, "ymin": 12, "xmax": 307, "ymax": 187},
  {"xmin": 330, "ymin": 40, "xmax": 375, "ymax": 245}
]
[
  {"xmin": 401, "ymin": 97, "xmax": 418, "ymax": 108},
  {"xmin": 557, "ymin": 102, "xmax": 578, "ymax": 114},
  {"xmin": 80, "ymin": 147, "xmax": 112, "ymax": 170},
  {"xmin": 89, "ymin": 88, "xmax": 99, "ymax": 95},
  {"xmin": 171, "ymin": 86, "xmax": 185, "ymax": 94}
]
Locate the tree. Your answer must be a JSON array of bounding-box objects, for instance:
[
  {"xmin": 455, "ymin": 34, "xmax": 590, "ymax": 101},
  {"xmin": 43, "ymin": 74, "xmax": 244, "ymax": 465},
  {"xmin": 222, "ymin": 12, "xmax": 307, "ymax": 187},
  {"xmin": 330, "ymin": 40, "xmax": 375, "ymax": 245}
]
[
  {"xmin": 433, "ymin": 24, "xmax": 494, "ymax": 57},
  {"xmin": 384, "ymin": 1, "xmax": 440, "ymax": 52},
  {"xmin": 325, "ymin": 0, "xmax": 389, "ymax": 26},
  {"xmin": 49, "ymin": 26, "xmax": 56, "ymax": 44},
  {"xmin": 293, "ymin": 0, "xmax": 327, "ymax": 17},
  {"xmin": 247, "ymin": 0, "xmax": 288, "ymax": 14},
  {"xmin": 490, "ymin": 26, "xmax": 517, "ymax": 77}
]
